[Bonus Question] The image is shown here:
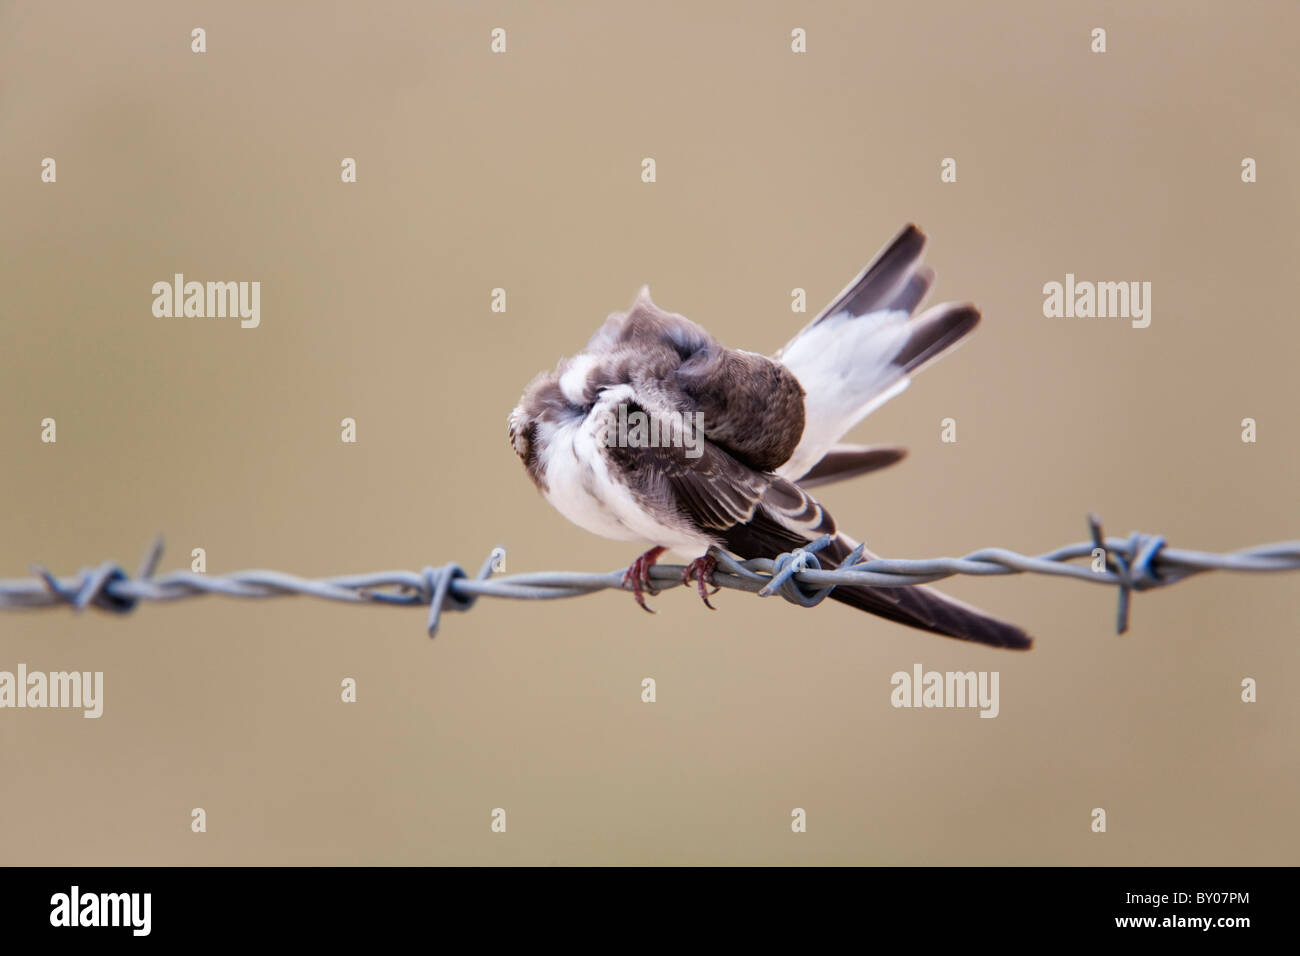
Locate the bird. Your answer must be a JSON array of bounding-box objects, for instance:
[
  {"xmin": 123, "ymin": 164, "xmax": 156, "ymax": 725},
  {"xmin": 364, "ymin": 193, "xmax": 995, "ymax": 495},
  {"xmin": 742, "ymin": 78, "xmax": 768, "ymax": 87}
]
[{"xmin": 508, "ymin": 224, "xmax": 1032, "ymax": 649}]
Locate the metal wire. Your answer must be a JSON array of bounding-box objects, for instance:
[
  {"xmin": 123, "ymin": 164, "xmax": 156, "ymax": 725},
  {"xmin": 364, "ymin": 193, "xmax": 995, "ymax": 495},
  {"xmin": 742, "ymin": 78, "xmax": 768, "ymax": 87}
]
[{"xmin": 0, "ymin": 515, "xmax": 1295, "ymax": 637}]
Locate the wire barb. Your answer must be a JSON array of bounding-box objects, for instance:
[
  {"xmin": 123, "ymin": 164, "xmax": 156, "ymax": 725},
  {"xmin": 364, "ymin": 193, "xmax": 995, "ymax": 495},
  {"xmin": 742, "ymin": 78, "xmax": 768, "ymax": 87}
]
[
  {"xmin": 1, "ymin": 517, "xmax": 1296, "ymax": 638},
  {"xmin": 1086, "ymin": 513, "xmax": 1169, "ymax": 634}
]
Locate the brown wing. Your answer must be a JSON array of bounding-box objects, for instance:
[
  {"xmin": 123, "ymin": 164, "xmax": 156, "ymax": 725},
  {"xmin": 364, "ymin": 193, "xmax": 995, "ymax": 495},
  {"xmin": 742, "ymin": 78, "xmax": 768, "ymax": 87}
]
[
  {"xmin": 605, "ymin": 430, "xmax": 1031, "ymax": 649},
  {"xmin": 604, "ymin": 429, "xmax": 834, "ymax": 549}
]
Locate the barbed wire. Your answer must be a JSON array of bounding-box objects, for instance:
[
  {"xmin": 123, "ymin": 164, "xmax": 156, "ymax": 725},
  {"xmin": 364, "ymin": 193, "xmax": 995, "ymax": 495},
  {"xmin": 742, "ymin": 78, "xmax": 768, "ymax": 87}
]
[{"xmin": 0, "ymin": 516, "xmax": 1295, "ymax": 638}]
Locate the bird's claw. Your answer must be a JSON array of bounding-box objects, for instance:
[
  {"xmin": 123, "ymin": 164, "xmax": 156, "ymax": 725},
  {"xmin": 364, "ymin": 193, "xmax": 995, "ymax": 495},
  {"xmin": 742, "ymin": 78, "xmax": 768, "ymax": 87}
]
[
  {"xmin": 622, "ymin": 546, "xmax": 666, "ymax": 614},
  {"xmin": 681, "ymin": 553, "xmax": 720, "ymax": 610}
]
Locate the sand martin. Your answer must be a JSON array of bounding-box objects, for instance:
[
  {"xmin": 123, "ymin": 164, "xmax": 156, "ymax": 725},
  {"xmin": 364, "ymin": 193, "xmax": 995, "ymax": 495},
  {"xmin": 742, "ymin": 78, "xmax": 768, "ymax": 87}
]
[{"xmin": 509, "ymin": 225, "xmax": 1031, "ymax": 649}]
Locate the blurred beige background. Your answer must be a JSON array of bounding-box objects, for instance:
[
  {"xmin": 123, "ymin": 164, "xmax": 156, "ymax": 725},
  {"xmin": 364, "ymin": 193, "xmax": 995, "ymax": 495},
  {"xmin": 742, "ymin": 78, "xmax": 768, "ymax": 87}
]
[{"xmin": 1, "ymin": 0, "xmax": 1296, "ymax": 865}]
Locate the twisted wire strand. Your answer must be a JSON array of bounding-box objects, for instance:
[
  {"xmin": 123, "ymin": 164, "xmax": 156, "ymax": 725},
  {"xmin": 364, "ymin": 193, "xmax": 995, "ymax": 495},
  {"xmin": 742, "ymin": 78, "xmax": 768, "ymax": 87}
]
[{"xmin": 1, "ymin": 516, "xmax": 1296, "ymax": 637}]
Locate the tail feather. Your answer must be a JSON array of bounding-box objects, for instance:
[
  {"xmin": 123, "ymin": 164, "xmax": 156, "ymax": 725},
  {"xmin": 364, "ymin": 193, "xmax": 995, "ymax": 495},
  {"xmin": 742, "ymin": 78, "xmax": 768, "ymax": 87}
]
[
  {"xmin": 893, "ymin": 303, "xmax": 980, "ymax": 374},
  {"xmin": 820, "ymin": 534, "xmax": 1033, "ymax": 650},
  {"xmin": 890, "ymin": 264, "xmax": 935, "ymax": 317},
  {"xmin": 796, "ymin": 223, "xmax": 929, "ymax": 328},
  {"xmin": 774, "ymin": 225, "xmax": 980, "ymax": 481}
]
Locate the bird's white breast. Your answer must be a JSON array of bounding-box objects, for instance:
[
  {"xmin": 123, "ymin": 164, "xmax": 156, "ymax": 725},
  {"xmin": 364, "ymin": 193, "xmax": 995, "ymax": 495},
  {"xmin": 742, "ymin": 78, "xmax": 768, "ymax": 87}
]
[{"xmin": 536, "ymin": 387, "xmax": 713, "ymax": 554}]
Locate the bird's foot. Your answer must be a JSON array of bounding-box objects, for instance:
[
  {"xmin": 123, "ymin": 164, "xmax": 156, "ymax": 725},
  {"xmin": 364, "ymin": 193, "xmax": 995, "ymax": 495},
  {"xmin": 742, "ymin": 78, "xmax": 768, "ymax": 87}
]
[
  {"xmin": 622, "ymin": 546, "xmax": 667, "ymax": 614},
  {"xmin": 681, "ymin": 553, "xmax": 720, "ymax": 610}
]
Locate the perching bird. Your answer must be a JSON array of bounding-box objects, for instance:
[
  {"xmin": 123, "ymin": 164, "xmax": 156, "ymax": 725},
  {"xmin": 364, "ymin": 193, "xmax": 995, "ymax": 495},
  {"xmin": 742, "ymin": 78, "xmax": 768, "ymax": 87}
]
[{"xmin": 509, "ymin": 225, "xmax": 1032, "ymax": 649}]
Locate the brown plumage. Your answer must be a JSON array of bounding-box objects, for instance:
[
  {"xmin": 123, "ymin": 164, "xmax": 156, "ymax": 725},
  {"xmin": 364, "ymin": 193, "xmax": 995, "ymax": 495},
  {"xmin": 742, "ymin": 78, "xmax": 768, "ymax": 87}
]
[{"xmin": 508, "ymin": 225, "xmax": 1032, "ymax": 649}]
